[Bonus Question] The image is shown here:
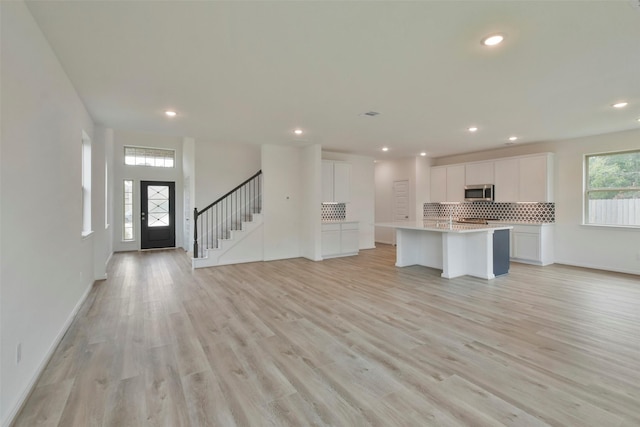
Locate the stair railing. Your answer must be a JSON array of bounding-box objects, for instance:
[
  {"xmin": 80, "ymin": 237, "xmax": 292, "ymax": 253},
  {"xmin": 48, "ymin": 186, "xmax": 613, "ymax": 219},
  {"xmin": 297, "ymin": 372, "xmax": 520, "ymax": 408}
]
[{"xmin": 193, "ymin": 170, "xmax": 262, "ymax": 258}]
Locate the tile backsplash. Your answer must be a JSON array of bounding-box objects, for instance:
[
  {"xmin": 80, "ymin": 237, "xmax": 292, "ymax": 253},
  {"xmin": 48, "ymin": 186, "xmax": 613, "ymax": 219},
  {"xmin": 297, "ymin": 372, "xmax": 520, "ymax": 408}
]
[
  {"xmin": 423, "ymin": 202, "xmax": 555, "ymax": 223},
  {"xmin": 322, "ymin": 203, "xmax": 346, "ymax": 221}
]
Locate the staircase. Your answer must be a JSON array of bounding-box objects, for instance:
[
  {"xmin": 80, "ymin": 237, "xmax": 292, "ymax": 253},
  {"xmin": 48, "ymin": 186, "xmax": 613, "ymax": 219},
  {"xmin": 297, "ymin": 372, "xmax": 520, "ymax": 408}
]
[{"xmin": 192, "ymin": 170, "xmax": 263, "ymax": 269}]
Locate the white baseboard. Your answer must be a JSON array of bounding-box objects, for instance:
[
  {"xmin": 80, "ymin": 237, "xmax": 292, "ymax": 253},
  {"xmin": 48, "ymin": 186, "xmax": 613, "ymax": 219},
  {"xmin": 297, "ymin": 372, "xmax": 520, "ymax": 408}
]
[
  {"xmin": 375, "ymin": 239, "xmax": 395, "ymax": 246},
  {"xmin": 2, "ymin": 280, "xmax": 94, "ymax": 427},
  {"xmin": 105, "ymin": 251, "xmax": 113, "ymax": 268},
  {"xmin": 553, "ymin": 259, "xmax": 640, "ymax": 276}
]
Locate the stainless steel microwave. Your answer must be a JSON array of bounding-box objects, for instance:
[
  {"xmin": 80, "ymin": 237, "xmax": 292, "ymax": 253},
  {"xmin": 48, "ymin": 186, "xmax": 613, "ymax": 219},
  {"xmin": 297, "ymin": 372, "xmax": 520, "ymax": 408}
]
[{"xmin": 464, "ymin": 184, "xmax": 494, "ymax": 202}]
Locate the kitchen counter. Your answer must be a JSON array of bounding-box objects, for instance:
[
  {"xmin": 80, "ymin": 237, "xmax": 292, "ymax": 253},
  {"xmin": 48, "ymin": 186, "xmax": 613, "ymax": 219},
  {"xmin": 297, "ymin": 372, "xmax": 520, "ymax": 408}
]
[
  {"xmin": 424, "ymin": 217, "xmax": 554, "ymax": 226},
  {"xmin": 487, "ymin": 220, "xmax": 554, "ymax": 226},
  {"xmin": 378, "ymin": 220, "xmax": 512, "ymax": 233},
  {"xmin": 376, "ymin": 221, "xmax": 512, "ymax": 279}
]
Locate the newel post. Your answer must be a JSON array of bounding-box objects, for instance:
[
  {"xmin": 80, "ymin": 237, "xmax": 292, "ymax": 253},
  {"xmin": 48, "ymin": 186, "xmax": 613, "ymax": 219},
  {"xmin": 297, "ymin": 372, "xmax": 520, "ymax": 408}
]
[{"xmin": 193, "ymin": 207, "xmax": 199, "ymax": 258}]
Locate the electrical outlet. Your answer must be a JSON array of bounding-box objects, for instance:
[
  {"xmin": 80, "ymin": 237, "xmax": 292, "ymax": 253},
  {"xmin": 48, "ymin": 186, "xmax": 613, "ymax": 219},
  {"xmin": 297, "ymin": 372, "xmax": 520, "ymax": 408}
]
[{"xmin": 16, "ymin": 343, "xmax": 22, "ymax": 365}]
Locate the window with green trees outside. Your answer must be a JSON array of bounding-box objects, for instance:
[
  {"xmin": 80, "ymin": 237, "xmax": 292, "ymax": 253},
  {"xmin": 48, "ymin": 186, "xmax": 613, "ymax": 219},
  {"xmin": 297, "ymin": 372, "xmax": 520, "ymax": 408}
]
[{"xmin": 585, "ymin": 150, "xmax": 640, "ymax": 226}]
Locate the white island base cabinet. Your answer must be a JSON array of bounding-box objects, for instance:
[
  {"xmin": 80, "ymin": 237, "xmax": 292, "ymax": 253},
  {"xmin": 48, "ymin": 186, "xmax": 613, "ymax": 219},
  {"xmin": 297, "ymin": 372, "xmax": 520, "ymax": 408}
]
[
  {"xmin": 322, "ymin": 222, "xmax": 359, "ymax": 259},
  {"xmin": 395, "ymin": 228, "xmax": 498, "ymax": 279}
]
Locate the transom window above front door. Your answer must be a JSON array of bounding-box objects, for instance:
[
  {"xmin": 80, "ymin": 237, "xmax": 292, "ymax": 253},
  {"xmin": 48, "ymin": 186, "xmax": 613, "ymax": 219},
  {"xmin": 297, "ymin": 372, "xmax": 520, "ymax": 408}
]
[{"xmin": 124, "ymin": 146, "xmax": 175, "ymax": 168}]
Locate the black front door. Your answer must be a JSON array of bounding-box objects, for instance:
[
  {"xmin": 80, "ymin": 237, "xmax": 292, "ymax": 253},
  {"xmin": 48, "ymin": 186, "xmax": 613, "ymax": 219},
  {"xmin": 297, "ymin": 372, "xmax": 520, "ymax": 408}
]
[{"xmin": 141, "ymin": 181, "xmax": 175, "ymax": 249}]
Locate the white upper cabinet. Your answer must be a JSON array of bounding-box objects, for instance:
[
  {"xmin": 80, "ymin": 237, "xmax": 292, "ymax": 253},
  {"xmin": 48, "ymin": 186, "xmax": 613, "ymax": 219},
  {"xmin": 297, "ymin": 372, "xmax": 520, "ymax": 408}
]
[
  {"xmin": 494, "ymin": 158, "xmax": 520, "ymax": 202},
  {"xmin": 333, "ymin": 162, "xmax": 351, "ymax": 203},
  {"xmin": 519, "ymin": 154, "xmax": 553, "ymax": 202},
  {"xmin": 322, "ymin": 161, "xmax": 334, "ymax": 201},
  {"xmin": 465, "ymin": 161, "xmax": 494, "ymax": 185},
  {"xmin": 433, "ymin": 153, "xmax": 554, "ymax": 204},
  {"xmin": 446, "ymin": 165, "xmax": 466, "ymax": 202},
  {"xmin": 494, "ymin": 153, "xmax": 554, "ymax": 202},
  {"xmin": 430, "ymin": 167, "xmax": 447, "ymax": 202},
  {"xmin": 322, "ymin": 160, "xmax": 351, "ymax": 203},
  {"xmin": 430, "ymin": 165, "xmax": 465, "ymax": 202}
]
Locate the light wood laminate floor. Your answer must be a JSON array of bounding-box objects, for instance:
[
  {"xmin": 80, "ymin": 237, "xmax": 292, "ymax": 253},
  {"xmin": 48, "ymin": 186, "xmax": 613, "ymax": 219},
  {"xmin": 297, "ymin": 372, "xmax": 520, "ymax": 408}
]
[{"xmin": 12, "ymin": 245, "xmax": 640, "ymax": 426}]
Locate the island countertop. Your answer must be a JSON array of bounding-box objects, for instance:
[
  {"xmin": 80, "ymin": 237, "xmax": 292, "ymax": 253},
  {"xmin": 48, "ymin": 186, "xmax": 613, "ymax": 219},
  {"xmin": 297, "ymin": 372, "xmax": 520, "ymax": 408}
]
[{"xmin": 375, "ymin": 220, "xmax": 512, "ymax": 233}]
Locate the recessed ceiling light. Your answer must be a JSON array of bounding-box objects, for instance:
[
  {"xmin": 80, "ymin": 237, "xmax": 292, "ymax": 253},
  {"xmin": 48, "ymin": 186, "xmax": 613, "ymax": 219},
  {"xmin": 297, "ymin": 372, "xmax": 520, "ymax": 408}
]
[
  {"xmin": 165, "ymin": 110, "xmax": 177, "ymax": 117},
  {"xmin": 612, "ymin": 102, "xmax": 628, "ymax": 108},
  {"xmin": 420, "ymin": 152, "xmax": 427, "ymax": 156},
  {"xmin": 481, "ymin": 34, "xmax": 505, "ymax": 46},
  {"xmin": 294, "ymin": 129, "xmax": 303, "ymax": 135},
  {"xmin": 468, "ymin": 126, "xmax": 478, "ymax": 132},
  {"xmin": 382, "ymin": 147, "xmax": 389, "ymax": 152},
  {"xmin": 509, "ymin": 136, "xmax": 518, "ymax": 141}
]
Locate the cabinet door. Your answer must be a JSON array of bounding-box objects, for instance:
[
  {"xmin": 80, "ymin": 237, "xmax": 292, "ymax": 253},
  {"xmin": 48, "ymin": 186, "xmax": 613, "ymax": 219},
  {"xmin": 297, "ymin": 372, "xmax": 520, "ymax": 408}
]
[
  {"xmin": 333, "ymin": 162, "xmax": 351, "ymax": 203},
  {"xmin": 446, "ymin": 165, "xmax": 465, "ymax": 202},
  {"xmin": 519, "ymin": 155, "xmax": 549, "ymax": 202},
  {"xmin": 513, "ymin": 232, "xmax": 540, "ymax": 261},
  {"xmin": 322, "ymin": 161, "xmax": 334, "ymax": 202},
  {"xmin": 465, "ymin": 162, "xmax": 494, "ymax": 185},
  {"xmin": 341, "ymin": 228, "xmax": 359, "ymax": 254},
  {"xmin": 494, "ymin": 158, "xmax": 519, "ymax": 202},
  {"xmin": 321, "ymin": 227, "xmax": 341, "ymax": 257},
  {"xmin": 430, "ymin": 167, "xmax": 447, "ymax": 202}
]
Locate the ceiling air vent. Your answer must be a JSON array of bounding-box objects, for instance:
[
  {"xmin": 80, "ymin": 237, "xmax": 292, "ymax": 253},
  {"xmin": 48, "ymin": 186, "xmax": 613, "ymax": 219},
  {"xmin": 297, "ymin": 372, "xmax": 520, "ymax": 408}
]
[{"xmin": 360, "ymin": 111, "xmax": 380, "ymax": 117}]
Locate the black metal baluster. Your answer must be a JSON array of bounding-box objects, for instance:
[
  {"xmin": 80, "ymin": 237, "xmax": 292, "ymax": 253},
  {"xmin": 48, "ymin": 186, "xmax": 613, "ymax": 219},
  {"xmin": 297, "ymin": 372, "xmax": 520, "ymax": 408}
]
[
  {"xmin": 193, "ymin": 208, "xmax": 198, "ymax": 258},
  {"xmin": 216, "ymin": 203, "xmax": 219, "ymax": 248}
]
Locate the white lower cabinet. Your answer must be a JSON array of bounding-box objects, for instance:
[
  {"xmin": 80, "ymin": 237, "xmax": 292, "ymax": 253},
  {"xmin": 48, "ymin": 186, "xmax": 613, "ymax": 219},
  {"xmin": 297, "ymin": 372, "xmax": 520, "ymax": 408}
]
[
  {"xmin": 513, "ymin": 232, "xmax": 540, "ymax": 260},
  {"xmin": 509, "ymin": 224, "xmax": 554, "ymax": 266},
  {"xmin": 491, "ymin": 223, "xmax": 554, "ymax": 266},
  {"xmin": 322, "ymin": 222, "xmax": 359, "ymax": 258},
  {"xmin": 321, "ymin": 224, "xmax": 341, "ymax": 257}
]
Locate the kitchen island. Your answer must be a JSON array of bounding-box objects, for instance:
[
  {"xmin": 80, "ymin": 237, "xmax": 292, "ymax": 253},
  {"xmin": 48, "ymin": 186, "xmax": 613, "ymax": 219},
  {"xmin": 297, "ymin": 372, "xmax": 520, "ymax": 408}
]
[{"xmin": 375, "ymin": 220, "xmax": 513, "ymax": 279}]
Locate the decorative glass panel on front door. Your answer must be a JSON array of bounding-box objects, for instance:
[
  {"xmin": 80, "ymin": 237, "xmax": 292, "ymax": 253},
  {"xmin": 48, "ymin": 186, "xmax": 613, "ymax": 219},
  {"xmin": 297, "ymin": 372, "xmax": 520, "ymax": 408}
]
[{"xmin": 147, "ymin": 185, "xmax": 170, "ymax": 227}]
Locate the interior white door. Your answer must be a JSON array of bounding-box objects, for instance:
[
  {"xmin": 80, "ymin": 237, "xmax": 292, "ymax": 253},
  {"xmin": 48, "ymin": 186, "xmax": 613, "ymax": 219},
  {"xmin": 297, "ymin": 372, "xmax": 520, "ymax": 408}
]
[{"xmin": 393, "ymin": 180, "xmax": 411, "ymax": 245}]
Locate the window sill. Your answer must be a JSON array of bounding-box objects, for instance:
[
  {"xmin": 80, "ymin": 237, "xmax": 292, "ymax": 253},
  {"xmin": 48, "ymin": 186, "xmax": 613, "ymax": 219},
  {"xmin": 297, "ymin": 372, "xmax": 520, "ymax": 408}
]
[
  {"xmin": 581, "ymin": 223, "xmax": 640, "ymax": 231},
  {"xmin": 81, "ymin": 230, "xmax": 94, "ymax": 239}
]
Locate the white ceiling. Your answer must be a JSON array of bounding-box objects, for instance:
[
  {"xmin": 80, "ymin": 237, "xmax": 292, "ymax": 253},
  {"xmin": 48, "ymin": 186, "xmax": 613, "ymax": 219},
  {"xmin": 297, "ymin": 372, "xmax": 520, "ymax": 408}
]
[{"xmin": 25, "ymin": 0, "xmax": 640, "ymax": 159}]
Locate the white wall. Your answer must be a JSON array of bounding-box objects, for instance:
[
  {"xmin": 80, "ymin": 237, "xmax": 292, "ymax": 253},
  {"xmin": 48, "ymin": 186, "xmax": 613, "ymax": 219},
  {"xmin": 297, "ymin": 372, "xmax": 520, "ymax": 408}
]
[
  {"xmin": 300, "ymin": 145, "xmax": 323, "ymax": 261},
  {"xmin": 0, "ymin": 2, "xmax": 108, "ymax": 424},
  {"xmin": 262, "ymin": 145, "xmax": 303, "ymax": 260},
  {"xmin": 112, "ymin": 130, "xmax": 184, "ymax": 252},
  {"xmin": 182, "ymin": 137, "xmax": 195, "ymax": 252},
  {"xmin": 193, "ymin": 140, "xmax": 261, "ymax": 212},
  {"xmin": 93, "ymin": 126, "xmax": 114, "ymax": 279},
  {"xmin": 323, "ymin": 152, "xmax": 376, "ymax": 250},
  {"xmin": 415, "ymin": 156, "xmax": 431, "ymax": 221},
  {"xmin": 435, "ymin": 128, "xmax": 640, "ymax": 275}
]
